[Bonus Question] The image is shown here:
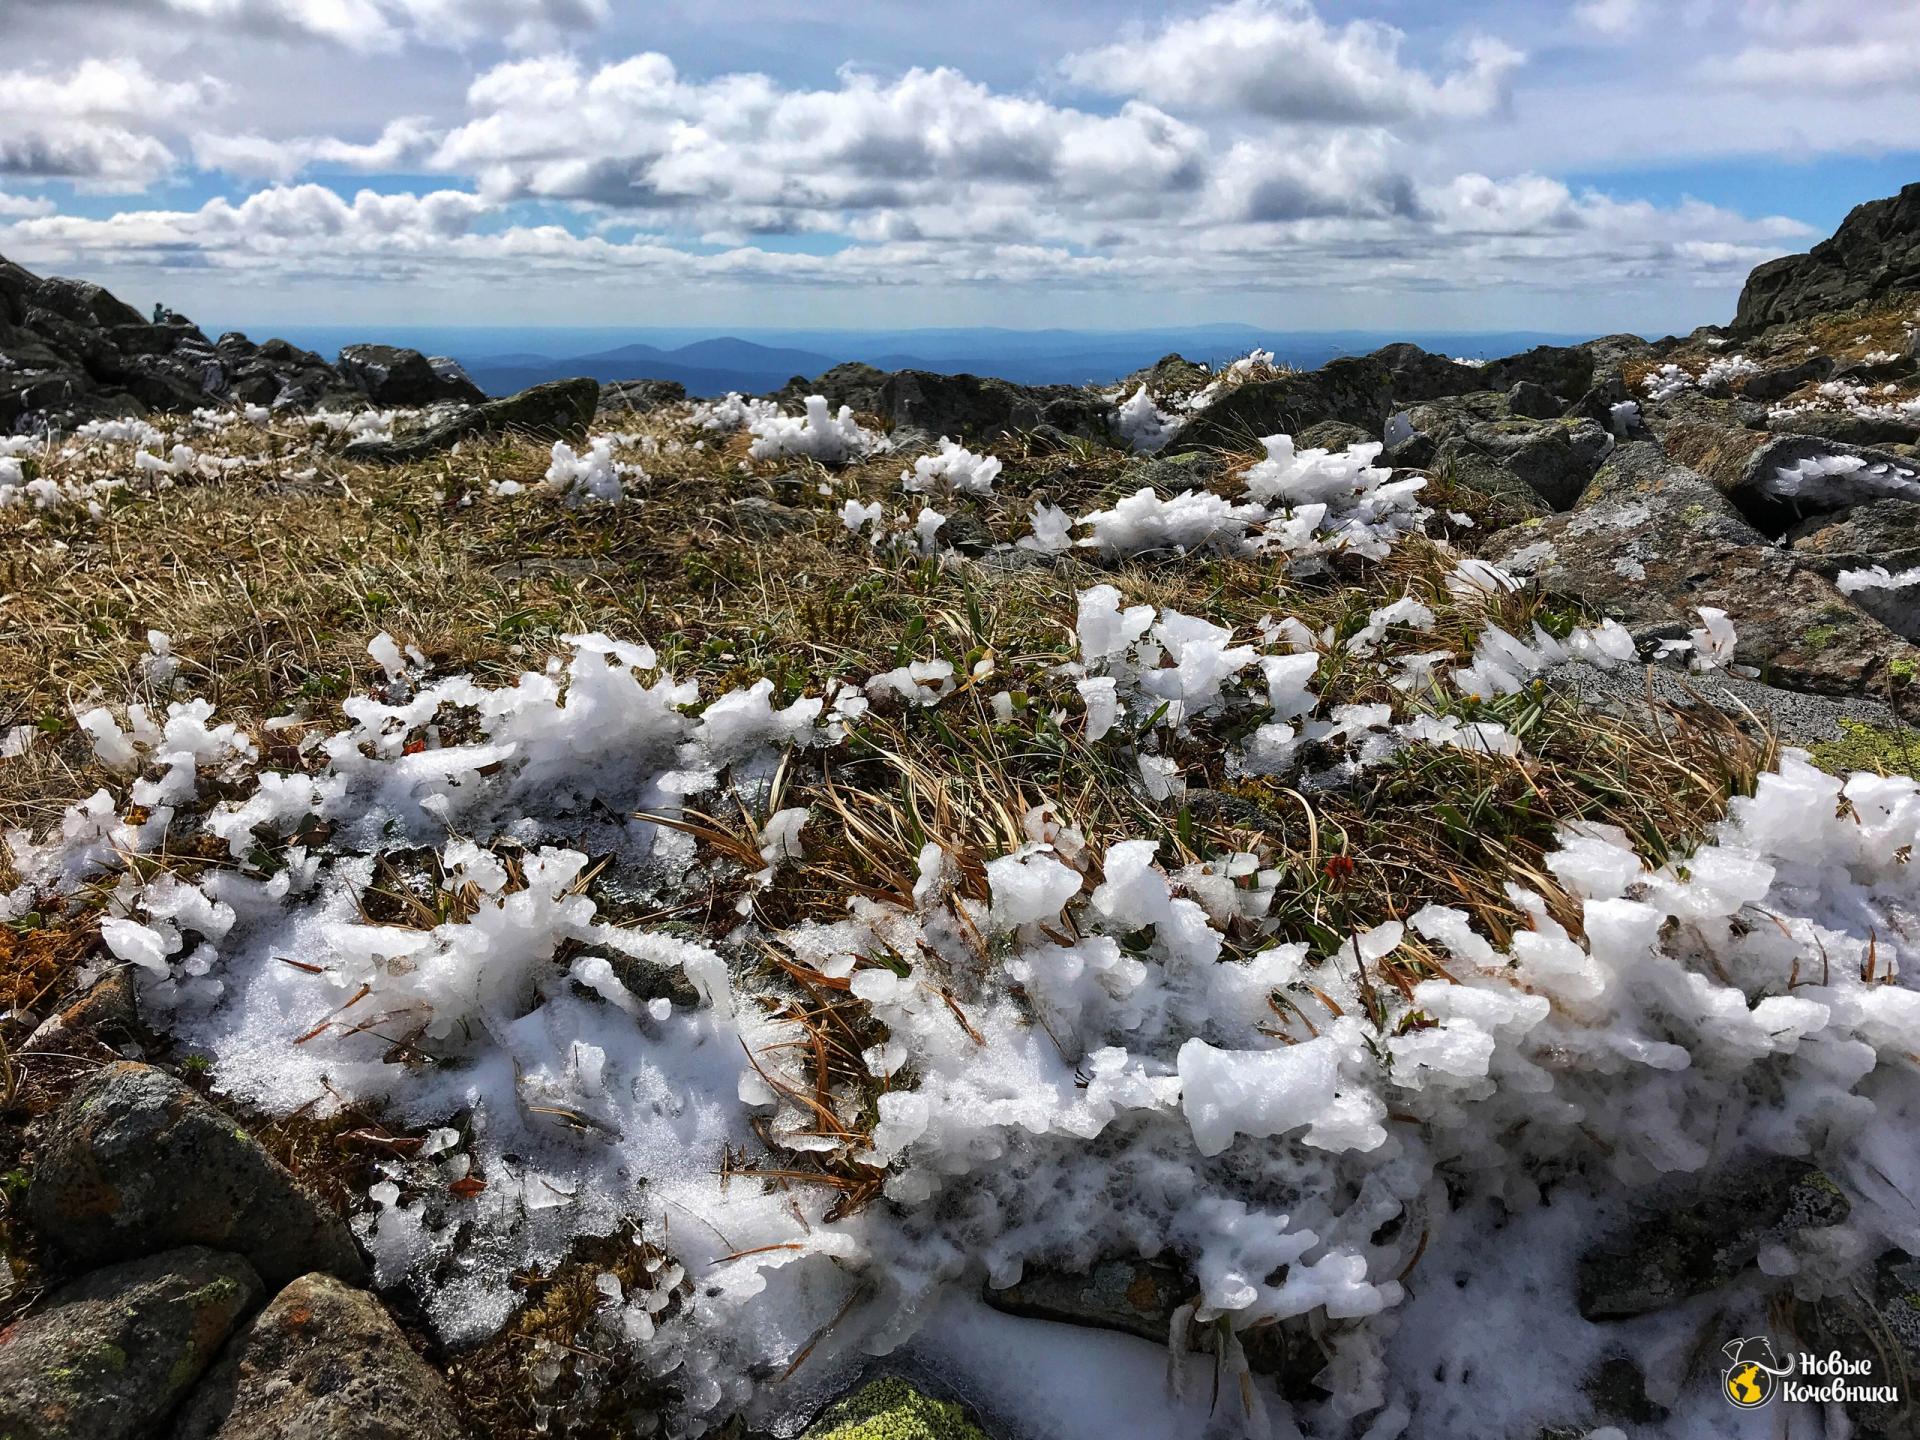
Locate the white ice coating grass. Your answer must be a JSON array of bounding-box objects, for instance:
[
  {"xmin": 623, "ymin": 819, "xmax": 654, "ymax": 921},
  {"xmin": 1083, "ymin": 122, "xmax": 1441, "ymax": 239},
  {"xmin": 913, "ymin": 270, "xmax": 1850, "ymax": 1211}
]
[
  {"xmin": 11, "ymin": 399, "xmax": 1919, "ymax": 1438},
  {"xmin": 688, "ymin": 392, "xmax": 779, "ymax": 432},
  {"xmin": 543, "ymin": 437, "xmax": 645, "ymax": 505},
  {"xmin": 747, "ymin": 395, "xmax": 882, "ymax": 464},
  {"xmin": 1070, "ymin": 438, "xmax": 1426, "ymax": 565},
  {"xmin": 902, "ymin": 437, "xmax": 1001, "ymax": 496},
  {"xmin": 14, "ymin": 611, "xmax": 1920, "ymax": 1439},
  {"xmin": 1640, "ymin": 363, "xmax": 1694, "ymax": 402},
  {"xmin": 1698, "ymin": 353, "xmax": 1761, "ymax": 389},
  {"xmin": 1773, "ymin": 377, "xmax": 1920, "ymax": 429}
]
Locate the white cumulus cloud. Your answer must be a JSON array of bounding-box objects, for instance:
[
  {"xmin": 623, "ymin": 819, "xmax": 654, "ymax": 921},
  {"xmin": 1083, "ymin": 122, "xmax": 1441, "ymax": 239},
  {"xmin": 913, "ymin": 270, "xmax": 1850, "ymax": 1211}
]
[{"xmin": 1061, "ymin": 0, "xmax": 1524, "ymax": 122}]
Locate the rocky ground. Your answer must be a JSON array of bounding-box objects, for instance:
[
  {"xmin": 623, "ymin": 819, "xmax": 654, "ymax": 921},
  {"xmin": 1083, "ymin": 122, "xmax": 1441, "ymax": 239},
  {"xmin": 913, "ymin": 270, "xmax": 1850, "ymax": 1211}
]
[{"xmin": 2, "ymin": 186, "xmax": 1920, "ymax": 1440}]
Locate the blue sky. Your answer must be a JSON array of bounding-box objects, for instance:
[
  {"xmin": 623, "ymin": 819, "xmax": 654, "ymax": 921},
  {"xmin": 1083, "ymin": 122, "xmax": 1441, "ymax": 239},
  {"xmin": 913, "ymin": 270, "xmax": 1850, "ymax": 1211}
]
[{"xmin": 0, "ymin": 0, "xmax": 1913, "ymax": 335}]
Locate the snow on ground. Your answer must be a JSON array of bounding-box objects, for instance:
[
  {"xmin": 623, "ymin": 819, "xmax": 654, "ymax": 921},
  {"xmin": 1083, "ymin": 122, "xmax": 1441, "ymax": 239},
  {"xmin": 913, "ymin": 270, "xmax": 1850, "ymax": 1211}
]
[{"xmin": 7, "ymin": 415, "xmax": 1920, "ymax": 1440}]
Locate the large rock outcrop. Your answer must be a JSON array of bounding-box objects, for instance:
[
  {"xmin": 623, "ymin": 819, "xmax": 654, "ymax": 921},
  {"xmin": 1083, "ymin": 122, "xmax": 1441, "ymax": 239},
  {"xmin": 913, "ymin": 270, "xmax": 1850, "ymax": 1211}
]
[
  {"xmin": 1734, "ymin": 181, "xmax": 1920, "ymax": 331},
  {"xmin": 1481, "ymin": 442, "xmax": 1920, "ymax": 698},
  {"xmin": 0, "ymin": 252, "xmax": 502, "ymax": 428}
]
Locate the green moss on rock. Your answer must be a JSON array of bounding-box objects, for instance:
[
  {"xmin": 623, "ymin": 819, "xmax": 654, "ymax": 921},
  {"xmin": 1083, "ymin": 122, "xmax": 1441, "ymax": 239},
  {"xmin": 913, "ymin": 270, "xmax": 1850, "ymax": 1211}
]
[
  {"xmin": 803, "ymin": 1376, "xmax": 990, "ymax": 1440},
  {"xmin": 1808, "ymin": 718, "xmax": 1920, "ymax": 779}
]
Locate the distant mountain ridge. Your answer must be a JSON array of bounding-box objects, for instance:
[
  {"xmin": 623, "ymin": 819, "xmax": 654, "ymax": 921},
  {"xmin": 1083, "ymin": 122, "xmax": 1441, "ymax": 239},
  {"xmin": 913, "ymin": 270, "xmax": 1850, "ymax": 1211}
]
[{"xmin": 334, "ymin": 326, "xmax": 1591, "ymax": 398}]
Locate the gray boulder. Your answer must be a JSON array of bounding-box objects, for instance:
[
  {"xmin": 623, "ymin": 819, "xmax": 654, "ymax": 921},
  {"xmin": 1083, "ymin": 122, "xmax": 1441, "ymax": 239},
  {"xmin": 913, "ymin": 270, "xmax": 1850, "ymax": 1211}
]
[
  {"xmin": 28, "ymin": 1062, "xmax": 364, "ymax": 1289},
  {"xmin": 1294, "ymin": 418, "xmax": 1374, "ymax": 452},
  {"xmin": 346, "ymin": 377, "xmax": 599, "ymax": 463},
  {"xmin": 1505, "ymin": 380, "xmax": 1563, "ymax": 419},
  {"xmin": 1433, "ymin": 446, "xmax": 1553, "ymax": 529},
  {"xmin": 1767, "ymin": 407, "xmax": 1920, "ymax": 447},
  {"xmin": 1366, "ymin": 342, "xmax": 1488, "ymax": 402},
  {"xmin": 336, "ymin": 344, "xmax": 483, "ymax": 407},
  {"xmin": 170, "ymin": 1272, "xmax": 467, "ymax": 1440},
  {"xmin": 599, "ymin": 377, "xmax": 687, "ymax": 416},
  {"xmin": 1481, "ymin": 441, "xmax": 1920, "ymax": 698},
  {"xmin": 1737, "ymin": 354, "xmax": 1834, "ymax": 402},
  {"xmin": 1484, "ymin": 342, "xmax": 1600, "ymax": 399},
  {"xmin": 0, "ymin": 255, "xmax": 377, "ymax": 426},
  {"xmin": 1164, "ymin": 357, "xmax": 1391, "ymax": 454},
  {"xmin": 1433, "ymin": 416, "xmax": 1615, "ymax": 511},
  {"xmin": 0, "ymin": 1248, "xmax": 261, "ymax": 1440},
  {"xmin": 1735, "ymin": 181, "xmax": 1920, "ymax": 331},
  {"xmin": 875, "ymin": 369, "xmax": 1109, "ymax": 444},
  {"xmin": 768, "ymin": 361, "xmax": 889, "ymax": 415}
]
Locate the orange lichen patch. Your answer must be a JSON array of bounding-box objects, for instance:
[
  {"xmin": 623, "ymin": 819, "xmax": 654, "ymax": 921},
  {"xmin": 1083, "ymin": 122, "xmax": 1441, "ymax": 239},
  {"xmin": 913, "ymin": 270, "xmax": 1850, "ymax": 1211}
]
[{"xmin": 0, "ymin": 910, "xmax": 100, "ymax": 1014}]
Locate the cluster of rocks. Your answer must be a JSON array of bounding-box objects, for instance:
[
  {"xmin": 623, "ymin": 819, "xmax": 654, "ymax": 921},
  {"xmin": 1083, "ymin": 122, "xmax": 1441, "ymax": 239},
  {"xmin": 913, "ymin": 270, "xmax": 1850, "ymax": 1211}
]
[
  {"xmin": 0, "ymin": 255, "xmax": 483, "ymax": 430},
  {"xmin": 2, "ymin": 1047, "xmax": 466, "ymax": 1440}
]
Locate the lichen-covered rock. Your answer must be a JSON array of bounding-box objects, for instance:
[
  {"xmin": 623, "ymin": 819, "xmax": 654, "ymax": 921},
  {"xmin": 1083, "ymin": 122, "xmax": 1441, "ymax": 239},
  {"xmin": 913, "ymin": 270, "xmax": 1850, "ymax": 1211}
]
[
  {"xmin": 1737, "ymin": 354, "xmax": 1834, "ymax": 402},
  {"xmin": 1484, "ymin": 342, "xmax": 1601, "ymax": 400},
  {"xmin": 1576, "ymin": 1157, "xmax": 1850, "ymax": 1320},
  {"xmin": 1164, "ymin": 357, "xmax": 1391, "ymax": 455},
  {"xmin": 347, "ymin": 377, "xmax": 599, "ymax": 463},
  {"xmin": 1483, "ymin": 442, "xmax": 1920, "ymax": 699},
  {"xmin": 599, "ymin": 377, "xmax": 687, "ymax": 416},
  {"xmin": 1294, "ymin": 418, "xmax": 1374, "ymax": 453},
  {"xmin": 985, "ymin": 1258, "xmax": 1187, "ymax": 1342},
  {"xmin": 1434, "ymin": 447, "xmax": 1552, "ymax": 529},
  {"xmin": 23, "ymin": 967, "xmax": 137, "ymax": 1054},
  {"xmin": 1790, "ymin": 497, "xmax": 1920, "ymax": 578},
  {"xmin": 0, "ymin": 1247, "xmax": 260, "ymax": 1440},
  {"xmin": 799, "ymin": 1376, "xmax": 989, "ymax": 1440},
  {"xmin": 27, "ymin": 1062, "xmax": 364, "ymax": 1289},
  {"xmin": 1767, "ymin": 407, "xmax": 1920, "ymax": 447},
  {"xmin": 170, "ymin": 1272, "xmax": 466, "ymax": 1440},
  {"xmin": 768, "ymin": 361, "xmax": 889, "ymax": 415},
  {"xmin": 1505, "ymin": 380, "xmax": 1563, "ymax": 419},
  {"xmin": 1734, "ymin": 180, "xmax": 1920, "ymax": 331},
  {"xmin": 1366, "ymin": 342, "xmax": 1488, "ymax": 403},
  {"xmin": 1451, "ymin": 416, "xmax": 1614, "ymax": 510},
  {"xmin": 1659, "ymin": 424, "xmax": 1920, "ymax": 535}
]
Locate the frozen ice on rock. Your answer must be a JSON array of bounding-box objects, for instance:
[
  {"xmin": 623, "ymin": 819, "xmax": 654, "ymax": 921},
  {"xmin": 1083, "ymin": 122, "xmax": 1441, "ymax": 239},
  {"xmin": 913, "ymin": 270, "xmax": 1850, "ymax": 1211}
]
[{"xmin": 1111, "ymin": 384, "xmax": 1176, "ymax": 452}]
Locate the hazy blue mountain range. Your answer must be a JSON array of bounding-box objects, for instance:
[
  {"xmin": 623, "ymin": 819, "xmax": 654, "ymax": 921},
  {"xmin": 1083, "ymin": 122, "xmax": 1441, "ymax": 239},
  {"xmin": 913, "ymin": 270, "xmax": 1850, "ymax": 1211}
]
[{"xmin": 212, "ymin": 323, "xmax": 1596, "ymax": 398}]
